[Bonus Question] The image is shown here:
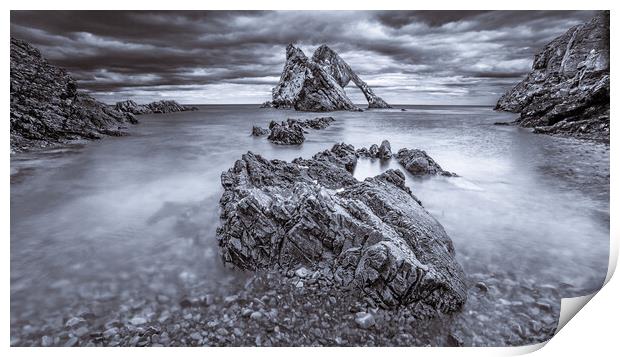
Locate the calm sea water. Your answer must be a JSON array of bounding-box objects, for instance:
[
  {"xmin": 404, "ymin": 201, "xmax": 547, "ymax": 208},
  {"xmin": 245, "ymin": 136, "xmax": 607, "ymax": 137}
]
[{"xmin": 10, "ymin": 105, "xmax": 610, "ymax": 327}]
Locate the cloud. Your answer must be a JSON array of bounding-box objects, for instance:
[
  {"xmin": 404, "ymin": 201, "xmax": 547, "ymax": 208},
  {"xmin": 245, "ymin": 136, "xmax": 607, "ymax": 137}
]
[{"xmin": 10, "ymin": 10, "xmax": 597, "ymax": 105}]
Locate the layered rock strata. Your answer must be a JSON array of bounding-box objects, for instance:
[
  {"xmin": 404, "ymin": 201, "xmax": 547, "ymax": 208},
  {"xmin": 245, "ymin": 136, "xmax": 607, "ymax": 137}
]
[
  {"xmin": 495, "ymin": 11, "xmax": 609, "ymax": 142},
  {"xmin": 216, "ymin": 144, "xmax": 467, "ymax": 311}
]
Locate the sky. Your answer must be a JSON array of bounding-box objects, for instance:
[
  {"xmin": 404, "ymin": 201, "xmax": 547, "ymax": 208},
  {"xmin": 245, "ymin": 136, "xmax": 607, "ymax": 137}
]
[{"xmin": 10, "ymin": 10, "xmax": 596, "ymax": 105}]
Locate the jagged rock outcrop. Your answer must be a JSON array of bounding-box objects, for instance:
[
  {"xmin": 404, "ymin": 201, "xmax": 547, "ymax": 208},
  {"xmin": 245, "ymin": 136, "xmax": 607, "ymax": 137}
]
[
  {"xmin": 10, "ymin": 38, "xmax": 138, "ymax": 152},
  {"xmin": 495, "ymin": 11, "xmax": 609, "ymax": 142},
  {"xmin": 357, "ymin": 140, "xmax": 392, "ymax": 160},
  {"xmin": 396, "ymin": 149, "xmax": 457, "ymax": 177},
  {"xmin": 216, "ymin": 144, "xmax": 467, "ymax": 311},
  {"xmin": 287, "ymin": 116, "xmax": 335, "ymax": 130},
  {"xmin": 251, "ymin": 125, "xmax": 270, "ymax": 136},
  {"xmin": 267, "ymin": 120, "xmax": 305, "ymax": 145},
  {"xmin": 114, "ymin": 100, "xmax": 197, "ymax": 115},
  {"xmin": 312, "ymin": 45, "xmax": 391, "ymax": 109},
  {"xmin": 265, "ymin": 44, "xmax": 390, "ymax": 111},
  {"xmin": 252, "ymin": 117, "xmax": 336, "ymax": 143}
]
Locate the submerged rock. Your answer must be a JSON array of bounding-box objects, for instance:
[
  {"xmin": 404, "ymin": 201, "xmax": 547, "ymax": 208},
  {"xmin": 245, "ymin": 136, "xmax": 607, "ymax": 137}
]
[
  {"xmin": 10, "ymin": 38, "xmax": 138, "ymax": 152},
  {"xmin": 114, "ymin": 100, "xmax": 197, "ymax": 115},
  {"xmin": 395, "ymin": 148, "xmax": 456, "ymax": 177},
  {"xmin": 265, "ymin": 44, "xmax": 390, "ymax": 111},
  {"xmin": 216, "ymin": 144, "xmax": 467, "ymax": 312},
  {"xmin": 495, "ymin": 11, "xmax": 609, "ymax": 142}
]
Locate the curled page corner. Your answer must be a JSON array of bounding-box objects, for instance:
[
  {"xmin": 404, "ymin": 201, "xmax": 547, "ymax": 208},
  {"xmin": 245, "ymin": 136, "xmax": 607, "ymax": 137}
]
[{"xmin": 553, "ymin": 234, "xmax": 618, "ymax": 336}]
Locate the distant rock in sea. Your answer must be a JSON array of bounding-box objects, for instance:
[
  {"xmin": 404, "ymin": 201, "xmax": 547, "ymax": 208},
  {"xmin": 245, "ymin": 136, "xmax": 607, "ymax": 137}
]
[
  {"xmin": 10, "ymin": 38, "xmax": 138, "ymax": 153},
  {"xmin": 495, "ymin": 11, "xmax": 609, "ymax": 142},
  {"xmin": 264, "ymin": 44, "xmax": 390, "ymax": 112},
  {"xmin": 217, "ymin": 144, "xmax": 467, "ymax": 311},
  {"xmin": 114, "ymin": 100, "xmax": 197, "ymax": 115},
  {"xmin": 252, "ymin": 117, "xmax": 336, "ymax": 144}
]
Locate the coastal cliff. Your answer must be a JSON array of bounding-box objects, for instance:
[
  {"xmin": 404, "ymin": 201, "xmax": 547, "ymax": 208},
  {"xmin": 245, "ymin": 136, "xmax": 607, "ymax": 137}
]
[
  {"xmin": 114, "ymin": 100, "xmax": 197, "ymax": 115},
  {"xmin": 10, "ymin": 38, "xmax": 138, "ymax": 152},
  {"xmin": 495, "ymin": 11, "xmax": 609, "ymax": 142},
  {"xmin": 264, "ymin": 44, "xmax": 390, "ymax": 111}
]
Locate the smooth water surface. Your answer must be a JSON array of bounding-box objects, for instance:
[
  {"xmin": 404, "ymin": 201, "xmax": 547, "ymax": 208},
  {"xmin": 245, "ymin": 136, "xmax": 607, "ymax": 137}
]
[{"xmin": 11, "ymin": 105, "xmax": 610, "ymax": 329}]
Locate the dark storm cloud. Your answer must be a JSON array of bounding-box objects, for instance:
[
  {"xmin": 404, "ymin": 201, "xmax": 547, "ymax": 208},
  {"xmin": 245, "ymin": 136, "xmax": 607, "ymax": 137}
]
[{"xmin": 10, "ymin": 10, "xmax": 597, "ymax": 104}]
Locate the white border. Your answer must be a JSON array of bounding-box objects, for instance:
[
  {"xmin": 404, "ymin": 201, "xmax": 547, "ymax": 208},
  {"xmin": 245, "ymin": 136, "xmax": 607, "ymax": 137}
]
[{"xmin": 3, "ymin": 1, "xmax": 617, "ymax": 356}]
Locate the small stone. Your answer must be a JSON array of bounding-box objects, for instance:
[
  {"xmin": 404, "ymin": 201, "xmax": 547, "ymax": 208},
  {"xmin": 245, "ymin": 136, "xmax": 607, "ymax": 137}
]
[
  {"xmin": 41, "ymin": 335, "xmax": 53, "ymax": 347},
  {"xmin": 250, "ymin": 311, "xmax": 263, "ymax": 320},
  {"xmin": 295, "ymin": 267, "xmax": 310, "ymax": 278},
  {"xmin": 241, "ymin": 308, "xmax": 253, "ymax": 317},
  {"xmin": 536, "ymin": 302, "xmax": 552, "ymax": 312},
  {"xmin": 75, "ymin": 326, "xmax": 89, "ymax": 338},
  {"xmin": 475, "ymin": 282, "xmax": 489, "ymax": 293},
  {"xmin": 103, "ymin": 327, "xmax": 119, "ymax": 339},
  {"xmin": 233, "ymin": 328, "xmax": 243, "ymax": 337},
  {"xmin": 130, "ymin": 317, "xmax": 147, "ymax": 325},
  {"xmin": 65, "ymin": 317, "xmax": 86, "ymax": 329},
  {"xmin": 354, "ymin": 312, "xmax": 375, "ymax": 329},
  {"xmin": 64, "ymin": 337, "xmax": 78, "ymax": 347},
  {"xmin": 216, "ymin": 327, "xmax": 228, "ymax": 336},
  {"xmin": 190, "ymin": 332, "xmax": 202, "ymax": 341},
  {"xmin": 179, "ymin": 298, "xmax": 192, "ymax": 308}
]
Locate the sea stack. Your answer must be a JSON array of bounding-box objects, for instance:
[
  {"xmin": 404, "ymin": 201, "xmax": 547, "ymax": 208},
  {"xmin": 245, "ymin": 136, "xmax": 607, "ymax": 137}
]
[
  {"xmin": 265, "ymin": 44, "xmax": 391, "ymax": 112},
  {"xmin": 495, "ymin": 11, "xmax": 609, "ymax": 142},
  {"xmin": 10, "ymin": 38, "xmax": 138, "ymax": 152}
]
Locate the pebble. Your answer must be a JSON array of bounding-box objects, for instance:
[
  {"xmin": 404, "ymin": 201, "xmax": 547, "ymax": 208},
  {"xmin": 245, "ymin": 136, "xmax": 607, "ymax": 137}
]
[
  {"xmin": 65, "ymin": 317, "xmax": 86, "ymax": 329},
  {"xmin": 354, "ymin": 312, "xmax": 375, "ymax": 329},
  {"xmin": 74, "ymin": 326, "xmax": 89, "ymax": 338},
  {"xmin": 103, "ymin": 327, "xmax": 119, "ymax": 339},
  {"xmin": 64, "ymin": 337, "xmax": 78, "ymax": 347},
  {"xmin": 295, "ymin": 281, "xmax": 304, "ymax": 289},
  {"xmin": 475, "ymin": 282, "xmax": 489, "ymax": 293},
  {"xmin": 130, "ymin": 317, "xmax": 148, "ymax": 325},
  {"xmin": 190, "ymin": 332, "xmax": 202, "ymax": 341},
  {"xmin": 295, "ymin": 267, "xmax": 310, "ymax": 278},
  {"xmin": 250, "ymin": 311, "xmax": 263, "ymax": 320},
  {"xmin": 41, "ymin": 335, "xmax": 53, "ymax": 347}
]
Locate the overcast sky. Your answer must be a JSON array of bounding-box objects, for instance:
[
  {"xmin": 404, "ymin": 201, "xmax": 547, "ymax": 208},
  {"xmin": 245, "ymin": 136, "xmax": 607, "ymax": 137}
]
[{"xmin": 11, "ymin": 10, "xmax": 595, "ymax": 105}]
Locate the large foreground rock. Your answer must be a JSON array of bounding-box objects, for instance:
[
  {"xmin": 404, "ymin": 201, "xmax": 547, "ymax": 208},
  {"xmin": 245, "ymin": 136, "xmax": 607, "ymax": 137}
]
[
  {"xmin": 265, "ymin": 44, "xmax": 390, "ymax": 111},
  {"xmin": 114, "ymin": 100, "xmax": 197, "ymax": 115},
  {"xmin": 495, "ymin": 11, "xmax": 609, "ymax": 142},
  {"xmin": 10, "ymin": 38, "xmax": 137, "ymax": 152},
  {"xmin": 217, "ymin": 144, "xmax": 467, "ymax": 312}
]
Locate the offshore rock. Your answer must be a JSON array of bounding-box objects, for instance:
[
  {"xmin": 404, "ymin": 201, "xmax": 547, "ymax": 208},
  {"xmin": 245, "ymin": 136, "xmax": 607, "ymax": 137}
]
[
  {"xmin": 114, "ymin": 100, "xmax": 197, "ymax": 115},
  {"xmin": 10, "ymin": 38, "xmax": 138, "ymax": 152},
  {"xmin": 287, "ymin": 116, "xmax": 335, "ymax": 130},
  {"xmin": 266, "ymin": 44, "xmax": 390, "ymax": 111},
  {"xmin": 312, "ymin": 45, "xmax": 391, "ymax": 109},
  {"xmin": 216, "ymin": 144, "xmax": 467, "ymax": 312},
  {"xmin": 495, "ymin": 11, "xmax": 609, "ymax": 142},
  {"xmin": 396, "ymin": 148, "xmax": 456, "ymax": 177},
  {"xmin": 251, "ymin": 126, "xmax": 270, "ymax": 136},
  {"xmin": 356, "ymin": 140, "xmax": 392, "ymax": 160},
  {"xmin": 267, "ymin": 121, "xmax": 305, "ymax": 145},
  {"xmin": 293, "ymin": 60, "xmax": 359, "ymax": 112}
]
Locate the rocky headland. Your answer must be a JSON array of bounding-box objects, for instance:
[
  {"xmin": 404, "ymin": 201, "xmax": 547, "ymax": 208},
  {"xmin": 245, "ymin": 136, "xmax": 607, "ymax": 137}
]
[
  {"xmin": 262, "ymin": 44, "xmax": 391, "ymax": 112},
  {"xmin": 217, "ymin": 144, "xmax": 467, "ymax": 312},
  {"xmin": 114, "ymin": 100, "xmax": 197, "ymax": 115},
  {"xmin": 495, "ymin": 11, "xmax": 609, "ymax": 142},
  {"xmin": 10, "ymin": 38, "xmax": 138, "ymax": 153}
]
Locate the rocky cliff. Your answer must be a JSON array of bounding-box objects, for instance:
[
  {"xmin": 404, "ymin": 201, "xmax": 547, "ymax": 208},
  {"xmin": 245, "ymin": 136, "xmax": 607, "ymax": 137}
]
[
  {"xmin": 10, "ymin": 38, "xmax": 138, "ymax": 152},
  {"xmin": 495, "ymin": 11, "xmax": 609, "ymax": 142},
  {"xmin": 264, "ymin": 44, "xmax": 390, "ymax": 111},
  {"xmin": 114, "ymin": 99, "xmax": 197, "ymax": 115}
]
